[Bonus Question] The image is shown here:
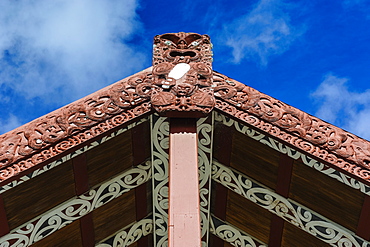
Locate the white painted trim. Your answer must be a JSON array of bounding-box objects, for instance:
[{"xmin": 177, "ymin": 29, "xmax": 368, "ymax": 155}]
[
  {"xmin": 212, "ymin": 161, "xmax": 370, "ymax": 246},
  {"xmin": 210, "ymin": 215, "xmax": 267, "ymax": 247},
  {"xmin": 214, "ymin": 112, "xmax": 370, "ymax": 195},
  {"xmin": 0, "ymin": 163, "xmax": 151, "ymax": 247},
  {"xmin": 0, "ymin": 117, "xmax": 149, "ymax": 194}
]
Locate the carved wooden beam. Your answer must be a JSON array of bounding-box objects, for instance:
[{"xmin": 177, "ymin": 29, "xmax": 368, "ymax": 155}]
[
  {"xmin": 1, "ymin": 32, "xmax": 370, "ymax": 185},
  {"xmin": 0, "ymin": 68, "xmax": 153, "ymax": 178},
  {"xmin": 212, "ymin": 71, "xmax": 370, "ymax": 178}
]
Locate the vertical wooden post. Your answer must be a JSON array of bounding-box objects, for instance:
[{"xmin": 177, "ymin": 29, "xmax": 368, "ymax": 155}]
[{"xmin": 168, "ymin": 119, "xmax": 201, "ymax": 247}]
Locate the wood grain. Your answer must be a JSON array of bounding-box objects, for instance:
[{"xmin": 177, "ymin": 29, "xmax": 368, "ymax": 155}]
[
  {"xmin": 230, "ymin": 131, "xmax": 280, "ymax": 190},
  {"xmin": 93, "ymin": 189, "xmax": 136, "ymax": 242},
  {"xmin": 32, "ymin": 219, "xmax": 82, "ymax": 247},
  {"xmin": 3, "ymin": 160, "xmax": 75, "ymax": 230},
  {"xmin": 281, "ymin": 221, "xmax": 330, "ymax": 247},
  {"xmin": 86, "ymin": 130, "xmax": 133, "ymax": 188},
  {"xmin": 289, "ymin": 159, "xmax": 364, "ymax": 232},
  {"xmin": 226, "ymin": 190, "xmax": 272, "ymax": 244}
]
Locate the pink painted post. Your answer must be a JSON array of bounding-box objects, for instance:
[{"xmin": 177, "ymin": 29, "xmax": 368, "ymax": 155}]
[{"xmin": 168, "ymin": 129, "xmax": 201, "ymax": 247}]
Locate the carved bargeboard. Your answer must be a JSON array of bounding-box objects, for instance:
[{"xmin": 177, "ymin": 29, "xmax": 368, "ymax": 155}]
[{"xmin": 1, "ymin": 31, "xmax": 370, "ymax": 183}]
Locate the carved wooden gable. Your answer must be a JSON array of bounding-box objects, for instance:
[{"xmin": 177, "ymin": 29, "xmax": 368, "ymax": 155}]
[{"xmin": 1, "ymin": 32, "xmax": 370, "ymax": 247}]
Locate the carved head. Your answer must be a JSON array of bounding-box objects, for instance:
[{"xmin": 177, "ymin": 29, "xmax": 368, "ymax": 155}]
[
  {"xmin": 153, "ymin": 32, "xmax": 213, "ymax": 66},
  {"xmin": 151, "ymin": 32, "xmax": 215, "ymax": 117}
]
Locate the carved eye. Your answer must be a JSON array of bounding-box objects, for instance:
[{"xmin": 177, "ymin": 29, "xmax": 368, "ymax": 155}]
[
  {"xmin": 164, "ymin": 40, "xmax": 172, "ymax": 46},
  {"xmin": 191, "ymin": 41, "xmax": 199, "ymax": 46},
  {"xmin": 184, "ymin": 34, "xmax": 202, "ymax": 44}
]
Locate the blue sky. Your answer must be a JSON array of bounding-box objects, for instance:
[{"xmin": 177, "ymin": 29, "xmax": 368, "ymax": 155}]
[{"xmin": 1, "ymin": 0, "xmax": 370, "ymax": 140}]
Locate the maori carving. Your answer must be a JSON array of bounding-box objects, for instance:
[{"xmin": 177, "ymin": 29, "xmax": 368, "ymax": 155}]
[
  {"xmin": 197, "ymin": 115, "xmax": 214, "ymax": 246},
  {"xmin": 151, "ymin": 32, "xmax": 215, "ymax": 117},
  {"xmin": 96, "ymin": 216, "xmax": 153, "ymax": 247},
  {"xmin": 1, "ymin": 31, "xmax": 370, "ymax": 187},
  {"xmin": 212, "ymin": 71, "xmax": 370, "ymax": 171},
  {"xmin": 214, "ymin": 112, "xmax": 370, "ymax": 194},
  {"xmin": 0, "ymin": 32, "xmax": 216, "ymax": 173},
  {"xmin": 0, "ymin": 69, "xmax": 153, "ymax": 170},
  {"xmin": 0, "ymin": 104, "xmax": 151, "ymax": 183},
  {"xmin": 0, "ymin": 163, "xmax": 151, "ymax": 246},
  {"xmin": 150, "ymin": 114, "xmax": 170, "ymax": 246},
  {"xmin": 212, "ymin": 161, "xmax": 370, "ymax": 246},
  {"xmin": 210, "ymin": 215, "xmax": 266, "ymax": 247},
  {"xmin": 0, "ymin": 118, "xmax": 148, "ymax": 188},
  {"xmin": 216, "ymin": 100, "xmax": 370, "ymax": 181}
]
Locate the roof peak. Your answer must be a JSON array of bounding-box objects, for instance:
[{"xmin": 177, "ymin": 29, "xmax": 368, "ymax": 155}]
[
  {"xmin": 1, "ymin": 32, "xmax": 370, "ymax": 185},
  {"xmin": 151, "ymin": 32, "xmax": 215, "ymax": 117}
]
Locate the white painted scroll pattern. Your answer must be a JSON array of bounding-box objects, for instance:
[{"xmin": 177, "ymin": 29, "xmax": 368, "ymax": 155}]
[
  {"xmin": 150, "ymin": 114, "xmax": 169, "ymax": 247},
  {"xmin": 197, "ymin": 113, "xmax": 214, "ymax": 247},
  {"xmin": 0, "ymin": 117, "xmax": 149, "ymax": 194},
  {"xmin": 209, "ymin": 215, "xmax": 267, "ymax": 247},
  {"xmin": 214, "ymin": 112, "xmax": 370, "ymax": 196},
  {"xmin": 0, "ymin": 163, "xmax": 151, "ymax": 247},
  {"xmin": 96, "ymin": 216, "xmax": 153, "ymax": 247},
  {"xmin": 212, "ymin": 161, "xmax": 370, "ymax": 247}
]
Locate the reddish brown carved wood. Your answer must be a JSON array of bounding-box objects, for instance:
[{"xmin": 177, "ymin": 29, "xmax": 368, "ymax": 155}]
[
  {"xmin": 0, "ymin": 103, "xmax": 151, "ymax": 183},
  {"xmin": 0, "ymin": 69, "xmax": 152, "ymax": 168},
  {"xmin": 212, "ymin": 72, "xmax": 370, "ymax": 172},
  {"xmin": 0, "ymin": 32, "xmax": 216, "ymax": 171},
  {"xmin": 151, "ymin": 32, "xmax": 215, "ymax": 117},
  {"xmin": 1, "ymin": 32, "xmax": 370, "ymax": 186},
  {"xmin": 0, "ymin": 69, "xmax": 152, "ymax": 170}
]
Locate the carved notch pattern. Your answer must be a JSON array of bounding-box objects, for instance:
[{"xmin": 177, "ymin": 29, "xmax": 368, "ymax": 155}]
[
  {"xmin": 151, "ymin": 32, "xmax": 215, "ymax": 117},
  {"xmin": 210, "ymin": 215, "xmax": 267, "ymax": 247},
  {"xmin": 197, "ymin": 114, "xmax": 214, "ymax": 246},
  {"xmin": 0, "ymin": 163, "xmax": 151, "ymax": 246},
  {"xmin": 212, "ymin": 71, "xmax": 370, "ymax": 173},
  {"xmin": 96, "ymin": 215, "xmax": 153, "ymax": 247},
  {"xmin": 212, "ymin": 160, "xmax": 370, "ymax": 246},
  {"xmin": 0, "ymin": 102, "xmax": 151, "ymax": 183},
  {"xmin": 214, "ymin": 112, "xmax": 370, "ymax": 195},
  {"xmin": 150, "ymin": 114, "xmax": 169, "ymax": 246},
  {"xmin": 0, "ymin": 68, "xmax": 153, "ymax": 171}
]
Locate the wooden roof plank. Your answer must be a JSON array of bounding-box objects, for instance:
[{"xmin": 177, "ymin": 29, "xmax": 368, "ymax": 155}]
[
  {"xmin": 212, "ymin": 160, "xmax": 370, "ymax": 246},
  {"xmin": 0, "ymin": 194, "xmax": 9, "ymax": 237},
  {"xmin": 1, "ymin": 31, "xmax": 370, "ymax": 189}
]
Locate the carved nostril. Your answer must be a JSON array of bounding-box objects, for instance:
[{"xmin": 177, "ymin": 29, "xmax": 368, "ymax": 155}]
[{"xmin": 170, "ymin": 51, "xmax": 196, "ymax": 57}]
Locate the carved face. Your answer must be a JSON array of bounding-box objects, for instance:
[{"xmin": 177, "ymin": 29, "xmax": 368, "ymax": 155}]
[
  {"xmin": 171, "ymin": 83, "xmax": 195, "ymax": 96},
  {"xmin": 153, "ymin": 32, "xmax": 212, "ymax": 65},
  {"xmin": 156, "ymin": 33, "xmax": 206, "ymax": 49},
  {"xmin": 151, "ymin": 32, "xmax": 215, "ymax": 117}
]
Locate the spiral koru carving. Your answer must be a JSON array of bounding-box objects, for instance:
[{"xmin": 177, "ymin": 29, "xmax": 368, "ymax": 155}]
[
  {"xmin": 151, "ymin": 32, "xmax": 216, "ymax": 117},
  {"xmin": 1, "ymin": 31, "xmax": 370, "ymax": 184},
  {"xmin": 212, "ymin": 71, "xmax": 370, "ymax": 171},
  {"xmin": 0, "ymin": 68, "xmax": 153, "ymax": 169}
]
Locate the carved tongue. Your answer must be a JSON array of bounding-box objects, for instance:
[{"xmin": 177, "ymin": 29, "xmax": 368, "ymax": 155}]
[{"xmin": 168, "ymin": 63, "xmax": 191, "ymax": 80}]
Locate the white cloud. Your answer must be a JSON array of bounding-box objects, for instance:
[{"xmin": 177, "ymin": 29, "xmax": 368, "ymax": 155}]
[
  {"xmin": 311, "ymin": 74, "xmax": 370, "ymax": 140},
  {"xmin": 220, "ymin": 0, "xmax": 303, "ymax": 65},
  {"xmin": 0, "ymin": 0, "xmax": 146, "ymax": 103}
]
